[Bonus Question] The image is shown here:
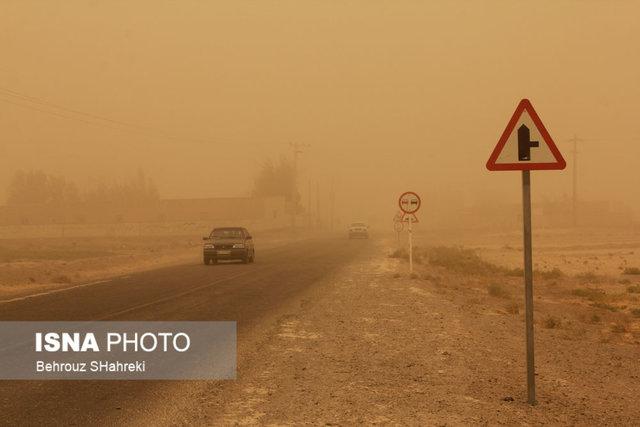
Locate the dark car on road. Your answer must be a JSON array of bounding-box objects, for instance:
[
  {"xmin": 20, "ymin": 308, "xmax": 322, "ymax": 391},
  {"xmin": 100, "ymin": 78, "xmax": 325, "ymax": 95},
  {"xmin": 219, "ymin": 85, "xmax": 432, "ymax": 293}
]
[{"xmin": 203, "ymin": 227, "xmax": 255, "ymax": 265}]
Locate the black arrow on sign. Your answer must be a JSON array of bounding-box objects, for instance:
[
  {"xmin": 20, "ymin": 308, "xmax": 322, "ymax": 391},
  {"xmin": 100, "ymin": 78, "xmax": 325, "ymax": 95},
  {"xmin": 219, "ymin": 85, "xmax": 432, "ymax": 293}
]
[{"xmin": 518, "ymin": 124, "xmax": 539, "ymax": 161}]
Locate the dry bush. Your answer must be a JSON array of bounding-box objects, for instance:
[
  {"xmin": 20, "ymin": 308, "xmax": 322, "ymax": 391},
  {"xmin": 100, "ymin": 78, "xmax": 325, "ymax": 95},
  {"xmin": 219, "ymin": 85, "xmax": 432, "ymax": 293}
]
[
  {"xmin": 575, "ymin": 271, "xmax": 606, "ymax": 284},
  {"xmin": 572, "ymin": 287, "xmax": 606, "ymax": 302},
  {"xmin": 504, "ymin": 267, "xmax": 524, "ymax": 277},
  {"xmin": 627, "ymin": 285, "xmax": 640, "ymax": 294},
  {"xmin": 52, "ymin": 275, "xmax": 72, "ymax": 284},
  {"xmin": 611, "ymin": 322, "xmax": 628, "ymax": 333},
  {"xmin": 623, "ymin": 267, "xmax": 640, "ymax": 275},
  {"xmin": 631, "ymin": 308, "xmax": 640, "ymax": 318},
  {"xmin": 388, "ymin": 247, "xmax": 425, "ymax": 265},
  {"xmin": 0, "ymin": 245, "xmax": 110, "ymax": 262},
  {"xmin": 536, "ymin": 268, "xmax": 565, "ymax": 280},
  {"xmin": 389, "ymin": 248, "xmax": 408, "ymax": 259},
  {"xmin": 543, "ymin": 316, "xmax": 561, "ymax": 329},
  {"xmin": 505, "ymin": 301, "xmax": 520, "ymax": 314},
  {"xmin": 487, "ymin": 283, "xmax": 510, "ymax": 298},
  {"xmin": 590, "ymin": 302, "xmax": 620, "ymax": 312},
  {"xmin": 422, "ymin": 273, "xmax": 442, "ymax": 285},
  {"xmin": 429, "ymin": 246, "xmax": 505, "ymax": 275}
]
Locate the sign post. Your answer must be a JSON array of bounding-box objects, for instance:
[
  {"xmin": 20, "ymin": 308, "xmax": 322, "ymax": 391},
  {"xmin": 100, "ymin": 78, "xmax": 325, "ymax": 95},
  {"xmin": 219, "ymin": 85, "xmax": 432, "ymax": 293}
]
[
  {"xmin": 393, "ymin": 216, "xmax": 403, "ymax": 245},
  {"xmin": 486, "ymin": 99, "xmax": 566, "ymax": 405},
  {"xmin": 521, "ymin": 169, "xmax": 535, "ymax": 403},
  {"xmin": 408, "ymin": 215, "xmax": 413, "ymax": 273},
  {"xmin": 398, "ymin": 192, "xmax": 421, "ymax": 274}
]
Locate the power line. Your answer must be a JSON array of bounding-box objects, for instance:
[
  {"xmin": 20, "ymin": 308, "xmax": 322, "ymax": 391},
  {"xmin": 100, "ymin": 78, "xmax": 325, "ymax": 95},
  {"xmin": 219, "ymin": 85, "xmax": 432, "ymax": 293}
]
[
  {"xmin": 0, "ymin": 94, "xmax": 185, "ymax": 143},
  {"xmin": 0, "ymin": 97, "xmax": 101, "ymax": 126},
  {"xmin": 289, "ymin": 141, "xmax": 309, "ymax": 232},
  {"xmin": 0, "ymin": 86, "xmax": 215, "ymax": 144}
]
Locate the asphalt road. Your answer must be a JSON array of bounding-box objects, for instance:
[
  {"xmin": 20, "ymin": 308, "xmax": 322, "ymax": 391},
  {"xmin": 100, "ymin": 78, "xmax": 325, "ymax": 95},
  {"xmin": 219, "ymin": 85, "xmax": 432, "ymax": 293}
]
[{"xmin": 0, "ymin": 236, "xmax": 371, "ymax": 426}]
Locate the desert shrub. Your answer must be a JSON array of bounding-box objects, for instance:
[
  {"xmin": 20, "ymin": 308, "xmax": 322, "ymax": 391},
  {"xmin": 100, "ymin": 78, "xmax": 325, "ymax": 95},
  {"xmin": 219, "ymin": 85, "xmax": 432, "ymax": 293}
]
[
  {"xmin": 611, "ymin": 323, "xmax": 628, "ymax": 333},
  {"xmin": 623, "ymin": 267, "xmax": 640, "ymax": 275},
  {"xmin": 429, "ymin": 246, "xmax": 504, "ymax": 275},
  {"xmin": 590, "ymin": 302, "xmax": 619, "ymax": 312},
  {"xmin": 543, "ymin": 316, "xmax": 561, "ymax": 329},
  {"xmin": 52, "ymin": 275, "xmax": 72, "ymax": 284},
  {"xmin": 630, "ymin": 308, "xmax": 640, "ymax": 318},
  {"xmin": 505, "ymin": 302, "xmax": 520, "ymax": 314},
  {"xmin": 572, "ymin": 287, "xmax": 606, "ymax": 302},
  {"xmin": 488, "ymin": 283, "xmax": 510, "ymax": 298},
  {"xmin": 389, "ymin": 247, "xmax": 426, "ymax": 264},
  {"xmin": 627, "ymin": 285, "xmax": 640, "ymax": 294},
  {"xmin": 536, "ymin": 268, "xmax": 565, "ymax": 280},
  {"xmin": 618, "ymin": 278, "xmax": 631, "ymax": 285},
  {"xmin": 575, "ymin": 271, "xmax": 605, "ymax": 283},
  {"xmin": 389, "ymin": 248, "xmax": 408, "ymax": 259},
  {"xmin": 590, "ymin": 314, "xmax": 601, "ymax": 323},
  {"xmin": 412, "ymin": 250, "xmax": 426, "ymax": 265},
  {"xmin": 0, "ymin": 246, "xmax": 110, "ymax": 262},
  {"xmin": 505, "ymin": 268, "xmax": 524, "ymax": 277}
]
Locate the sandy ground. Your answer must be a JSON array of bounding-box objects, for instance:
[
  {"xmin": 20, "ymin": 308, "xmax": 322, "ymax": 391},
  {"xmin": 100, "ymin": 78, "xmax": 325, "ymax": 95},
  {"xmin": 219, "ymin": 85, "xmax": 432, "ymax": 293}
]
[
  {"xmin": 0, "ymin": 235, "xmax": 201, "ymax": 299},
  {"xmin": 2, "ymin": 227, "xmax": 639, "ymax": 424},
  {"xmin": 424, "ymin": 227, "xmax": 640, "ymax": 276},
  {"xmin": 0, "ymin": 228, "xmax": 312, "ymax": 300},
  {"xmin": 178, "ymin": 234, "xmax": 640, "ymax": 425}
]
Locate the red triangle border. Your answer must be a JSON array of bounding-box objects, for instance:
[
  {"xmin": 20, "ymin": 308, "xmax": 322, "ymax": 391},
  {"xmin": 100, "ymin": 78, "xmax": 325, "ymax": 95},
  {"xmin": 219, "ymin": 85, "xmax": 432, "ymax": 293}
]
[{"xmin": 486, "ymin": 99, "xmax": 566, "ymax": 171}]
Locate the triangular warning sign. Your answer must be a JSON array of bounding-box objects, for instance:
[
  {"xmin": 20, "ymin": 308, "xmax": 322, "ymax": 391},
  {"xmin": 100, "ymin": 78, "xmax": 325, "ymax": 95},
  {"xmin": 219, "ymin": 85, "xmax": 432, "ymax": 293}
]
[{"xmin": 486, "ymin": 99, "xmax": 566, "ymax": 171}]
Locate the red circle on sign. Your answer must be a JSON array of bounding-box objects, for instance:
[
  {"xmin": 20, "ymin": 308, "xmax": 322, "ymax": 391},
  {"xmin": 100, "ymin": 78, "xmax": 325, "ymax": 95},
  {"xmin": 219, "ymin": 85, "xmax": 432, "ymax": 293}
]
[{"xmin": 398, "ymin": 191, "xmax": 421, "ymax": 214}]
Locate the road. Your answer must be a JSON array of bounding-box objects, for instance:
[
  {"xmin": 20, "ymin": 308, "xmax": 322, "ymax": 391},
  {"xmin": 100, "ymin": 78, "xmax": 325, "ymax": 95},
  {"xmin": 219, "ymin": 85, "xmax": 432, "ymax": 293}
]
[{"xmin": 0, "ymin": 236, "xmax": 372, "ymax": 426}]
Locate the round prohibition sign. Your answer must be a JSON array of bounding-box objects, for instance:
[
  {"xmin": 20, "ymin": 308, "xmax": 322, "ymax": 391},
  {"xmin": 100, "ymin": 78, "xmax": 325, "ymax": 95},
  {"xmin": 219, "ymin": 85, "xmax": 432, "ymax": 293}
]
[
  {"xmin": 398, "ymin": 191, "xmax": 421, "ymax": 214},
  {"xmin": 394, "ymin": 221, "xmax": 404, "ymax": 232}
]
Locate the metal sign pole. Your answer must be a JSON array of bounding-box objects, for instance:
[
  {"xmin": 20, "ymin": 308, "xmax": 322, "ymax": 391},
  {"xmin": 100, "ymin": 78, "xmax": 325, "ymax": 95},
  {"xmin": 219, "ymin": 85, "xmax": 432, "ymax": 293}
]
[
  {"xmin": 487, "ymin": 100, "xmax": 565, "ymax": 405},
  {"xmin": 398, "ymin": 192, "xmax": 420, "ymax": 275},
  {"xmin": 522, "ymin": 170, "xmax": 536, "ymax": 405},
  {"xmin": 408, "ymin": 215, "xmax": 413, "ymax": 274}
]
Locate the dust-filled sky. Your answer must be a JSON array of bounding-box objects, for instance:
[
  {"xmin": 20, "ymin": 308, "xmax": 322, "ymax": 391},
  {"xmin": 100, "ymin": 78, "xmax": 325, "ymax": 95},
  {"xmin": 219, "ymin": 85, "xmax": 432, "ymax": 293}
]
[{"xmin": 1, "ymin": 1, "xmax": 639, "ymax": 222}]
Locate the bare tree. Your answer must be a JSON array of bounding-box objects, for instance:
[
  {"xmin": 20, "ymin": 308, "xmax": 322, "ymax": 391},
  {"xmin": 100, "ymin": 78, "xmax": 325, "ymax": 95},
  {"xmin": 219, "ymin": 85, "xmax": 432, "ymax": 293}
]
[
  {"xmin": 252, "ymin": 157, "xmax": 301, "ymax": 212},
  {"xmin": 6, "ymin": 170, "xmax": 79, "ymax": 205}
]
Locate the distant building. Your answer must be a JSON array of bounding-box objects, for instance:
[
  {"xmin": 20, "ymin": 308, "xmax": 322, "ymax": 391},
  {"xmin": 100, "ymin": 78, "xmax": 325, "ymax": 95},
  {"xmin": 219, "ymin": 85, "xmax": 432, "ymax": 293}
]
[{"xmin": 0, "ymin": 196, "xmax": 287, "ymax": 226}]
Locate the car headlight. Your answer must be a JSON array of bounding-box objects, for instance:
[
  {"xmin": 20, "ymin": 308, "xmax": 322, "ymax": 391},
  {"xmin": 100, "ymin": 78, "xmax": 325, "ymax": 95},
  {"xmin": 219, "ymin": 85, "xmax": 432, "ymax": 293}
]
[{"xmin": 232, "ymin": 243, "xmax": 245, "ymax": 249}]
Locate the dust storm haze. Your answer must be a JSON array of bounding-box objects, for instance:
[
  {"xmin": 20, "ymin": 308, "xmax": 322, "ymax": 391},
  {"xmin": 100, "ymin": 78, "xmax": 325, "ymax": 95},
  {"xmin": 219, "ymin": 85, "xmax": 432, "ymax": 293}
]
[
  {"xmin": 5, "ymin": 3, "xmax": 640, "ymax": 425},
  {"xmin": 1, "ymin": 1, "xmax": 639, "ymax": 226}
]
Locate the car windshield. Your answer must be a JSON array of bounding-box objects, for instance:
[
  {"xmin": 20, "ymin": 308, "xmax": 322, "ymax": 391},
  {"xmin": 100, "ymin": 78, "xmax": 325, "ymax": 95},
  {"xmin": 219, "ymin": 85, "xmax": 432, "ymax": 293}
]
[{"xmin": 211, "ymin": 229, "xmax": 243, "ymax": 239}]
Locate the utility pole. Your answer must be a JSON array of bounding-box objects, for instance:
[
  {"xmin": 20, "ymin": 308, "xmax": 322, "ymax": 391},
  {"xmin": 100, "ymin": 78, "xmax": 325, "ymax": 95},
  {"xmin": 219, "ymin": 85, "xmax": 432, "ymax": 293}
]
[
  {"xmin": 307, "ymin": 179, "xmax": 312, "ymax": 229},
  {"xmin": 330, "ymin": 177, "xmax": 335, "ymax": 231},
  {"xmin": 289, "ymin": 142, "xmax": 309, "ymax": 233},
  {"xmin": 568, "ymin": 135, "xmax": 582, "ymax": 228},
  {"xmin": 316, "ymin": 181, "xmax": 321, "ymax": 229}
]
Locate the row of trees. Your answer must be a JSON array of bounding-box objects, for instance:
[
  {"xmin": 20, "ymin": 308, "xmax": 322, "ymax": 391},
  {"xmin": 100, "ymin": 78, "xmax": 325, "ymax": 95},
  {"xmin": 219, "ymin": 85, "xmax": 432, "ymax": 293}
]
[
  {"xmin": 251, "ymin": 157, "xmax": 302, "ymax": 212},
  {"xmin": 5, "ymin": 158, "xmax": 299, "ymax": 209},
  {"xmin": 5, "ymin": 170, "xmax": 158, "ymax": 207}
]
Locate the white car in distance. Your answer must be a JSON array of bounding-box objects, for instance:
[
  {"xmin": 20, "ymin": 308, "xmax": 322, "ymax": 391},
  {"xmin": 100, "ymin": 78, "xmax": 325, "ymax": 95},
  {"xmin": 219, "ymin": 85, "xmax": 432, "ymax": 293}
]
[{"xmin": 348, "ymin": 222, "xmax": 369, "ymax": 239}]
